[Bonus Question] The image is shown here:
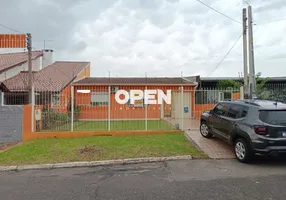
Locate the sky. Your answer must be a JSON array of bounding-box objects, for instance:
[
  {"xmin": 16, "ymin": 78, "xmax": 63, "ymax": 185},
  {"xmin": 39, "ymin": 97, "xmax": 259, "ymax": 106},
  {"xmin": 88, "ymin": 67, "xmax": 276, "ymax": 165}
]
[{"xmin": 0, "ymin": 0, "xmax": 286, "ymax": 78}]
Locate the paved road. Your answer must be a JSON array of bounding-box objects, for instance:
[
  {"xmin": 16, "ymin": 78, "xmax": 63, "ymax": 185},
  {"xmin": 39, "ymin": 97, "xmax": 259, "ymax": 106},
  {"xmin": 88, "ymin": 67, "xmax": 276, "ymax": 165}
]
[{"xmin": 1, "ymin": 157, "xmax": 286, "ymax": 200}]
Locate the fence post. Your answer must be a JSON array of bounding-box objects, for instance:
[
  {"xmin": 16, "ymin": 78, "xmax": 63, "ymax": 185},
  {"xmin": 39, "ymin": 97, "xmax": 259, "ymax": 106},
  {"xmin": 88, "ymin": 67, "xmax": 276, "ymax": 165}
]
[
  {"xmin": 180, "ymin": 86, "xmax": 184, "ymax": 130},
  {"xmin": 71, "ymin": 86, "xmax": 74, "ymax": 132},
  {"xmin": 193, "ymin": 90, "xmax": 196, "ymax": 119},
  {"xmin": 145, "ymin": 86, "xmax": 148, "ymax": 131},
  {"xmin": 31, "ymin": 85, "xmax": 35, "ymax": 132},
  {"xmin": 240, "ymin": 86, "xmax": 244, "ymax": 100},
  {"xmin": 0, "ymin": 89, "xmax": 3, "ymax": 106},
  {"xmin": 108, "ymin": 85, "xmax": 111, "ymax": 131}
]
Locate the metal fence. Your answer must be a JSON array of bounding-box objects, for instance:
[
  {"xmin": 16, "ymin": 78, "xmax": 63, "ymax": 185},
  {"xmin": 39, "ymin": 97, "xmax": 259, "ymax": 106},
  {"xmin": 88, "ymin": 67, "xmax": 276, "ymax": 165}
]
[
  {"xmin": 256, "ymin": 83, "xmax": 286, "ymax": 103},
  {"xmin": 1, "ymin": 85, "xmax": 244, "ymax": 132},
  {"xmin": 193, "ymin": 87, "xmax": 242, "ymax": 121},
  {"xmin": 32, "ymin": 86, "xmax": 184, "ymax": 132}
]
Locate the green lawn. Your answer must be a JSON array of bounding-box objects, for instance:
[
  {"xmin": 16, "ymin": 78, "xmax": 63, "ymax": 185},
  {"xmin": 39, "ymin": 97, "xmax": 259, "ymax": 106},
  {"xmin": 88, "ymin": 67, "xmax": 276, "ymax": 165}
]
[
  {"xmin": 74, "ymin": 120, "xmax": 175, "ymax": 131},
  {"xmin": 41, "ymin": 120, "xmax": 176, "ymax": 132},
  {"xmin": 0, "ymin": 133, "xmax": 207, "ymax": 166}
]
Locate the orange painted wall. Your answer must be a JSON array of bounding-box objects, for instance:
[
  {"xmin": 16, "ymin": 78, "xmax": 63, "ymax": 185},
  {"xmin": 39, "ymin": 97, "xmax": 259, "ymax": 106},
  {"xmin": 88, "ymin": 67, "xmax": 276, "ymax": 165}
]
[
  {"xmin": 74, "ymin": 64, "xmax": 91, "ymax": 81},
  {"xmin": 193, "ymin": 104, "xmax": 216, "ymax": 119},
  {"xmin": 74, "ymin": 85, "xmax": 195, "ymax": 120},
  {"xmin": 232, "ymin": 92, "xmax": 240, "ymax": 100}
]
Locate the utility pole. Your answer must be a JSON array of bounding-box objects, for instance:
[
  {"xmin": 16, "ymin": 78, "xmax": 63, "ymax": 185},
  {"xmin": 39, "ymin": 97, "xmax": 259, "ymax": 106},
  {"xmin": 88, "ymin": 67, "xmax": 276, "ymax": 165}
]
[
  {"xmin": 26, "ymin": 33, "xmax": 33, "ymax": 104},
  {"xmin": 248, "ymin": 5, "xmax": 255, "ymax": 98},
  {"xmin": 242, "ymin": 8, "xmax": 248, "ymax": 97}
]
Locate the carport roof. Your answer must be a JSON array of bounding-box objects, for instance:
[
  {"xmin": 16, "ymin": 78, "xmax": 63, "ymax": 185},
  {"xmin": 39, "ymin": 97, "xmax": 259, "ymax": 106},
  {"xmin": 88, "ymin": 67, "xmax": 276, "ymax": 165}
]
[{"xmin": 73, "ymin": 77, "xmax": 196, "ymax": 86}]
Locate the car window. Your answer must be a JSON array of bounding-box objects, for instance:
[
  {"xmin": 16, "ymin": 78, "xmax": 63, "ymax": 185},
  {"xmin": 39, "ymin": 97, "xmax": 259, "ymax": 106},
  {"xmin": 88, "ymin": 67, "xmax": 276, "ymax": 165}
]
[
  {"xmin": 213, "ymin": 103, "xmax": 229, "ymax": 116},
  {"xmin": 259, "ymin": 110, "xmax": 286, "ymax": 125},
  {"xmin": 227, "ymin": 104, "xmax": 249, "ymax": 119},
  {"xmin": 241, "ymin": 106, "xmax": 249, "ymax": 118}
]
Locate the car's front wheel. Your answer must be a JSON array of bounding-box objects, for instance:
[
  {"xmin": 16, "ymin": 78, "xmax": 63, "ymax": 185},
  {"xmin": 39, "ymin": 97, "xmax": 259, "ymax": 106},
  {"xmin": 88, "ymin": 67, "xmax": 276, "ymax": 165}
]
[
  {"xmin": 234, "ymin": 138, "xmax": 252, "ymax": 163},
  {"xmin": 200, "ymin": 121, "xmax": 213, "ymax": 138}
]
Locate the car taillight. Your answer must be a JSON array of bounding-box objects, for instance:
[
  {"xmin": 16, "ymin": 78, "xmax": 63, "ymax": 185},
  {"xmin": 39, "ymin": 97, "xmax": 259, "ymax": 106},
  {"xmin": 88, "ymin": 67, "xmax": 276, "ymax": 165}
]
[{"xmin": 253, "ymin": 125, "xmax": 268, "ymax": 135}]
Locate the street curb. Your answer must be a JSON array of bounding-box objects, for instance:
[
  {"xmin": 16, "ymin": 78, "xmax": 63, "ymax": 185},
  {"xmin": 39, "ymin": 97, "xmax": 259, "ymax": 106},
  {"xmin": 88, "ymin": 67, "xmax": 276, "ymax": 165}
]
[{"xmin": 0, "ymin": 155, "xmax": 192, "ymax": 172}]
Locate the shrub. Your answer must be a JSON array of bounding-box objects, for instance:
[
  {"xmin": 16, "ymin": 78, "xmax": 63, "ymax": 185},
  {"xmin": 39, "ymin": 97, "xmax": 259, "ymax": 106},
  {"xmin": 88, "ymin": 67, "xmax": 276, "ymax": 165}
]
[{"xmin": 42, "ymin": 106, "xmax": 70, "ymax": 130}]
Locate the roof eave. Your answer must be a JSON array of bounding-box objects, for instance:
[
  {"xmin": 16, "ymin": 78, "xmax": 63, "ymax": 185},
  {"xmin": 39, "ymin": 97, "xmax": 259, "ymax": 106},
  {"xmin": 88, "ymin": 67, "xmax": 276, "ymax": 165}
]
[
  {"xmin": 0, "ymin": 53, "xmax": 44, "ymax": 74},
  {"xmin": 71, "ymin": 83, "xmax": 196, "ymax": 86},
  {"xmin": 59, "ymin": 62, "xmax": 91, "ymax": 92}
]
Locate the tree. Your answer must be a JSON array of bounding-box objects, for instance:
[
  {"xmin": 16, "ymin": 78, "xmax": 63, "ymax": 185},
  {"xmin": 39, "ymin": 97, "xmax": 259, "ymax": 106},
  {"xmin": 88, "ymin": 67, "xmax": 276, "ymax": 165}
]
[
  {"xmin": 217, "ymin": 79, "xmax": 243, "ymax": 89},
  {"xmin": 254, "ymin": 72, "xmax": 270, "ymax": 99},
  {"xmin": 216, "ymin": 72, "xmax": 270, "ymax": 99}
]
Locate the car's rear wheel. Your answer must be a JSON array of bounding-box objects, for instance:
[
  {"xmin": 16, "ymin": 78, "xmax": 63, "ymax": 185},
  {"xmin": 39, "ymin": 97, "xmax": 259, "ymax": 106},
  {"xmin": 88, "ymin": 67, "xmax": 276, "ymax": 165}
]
[
  {"xmin": 200, "ymin": 121, "xmax": 213, "ymax": 138},
  {"xmin": 234, "ymin": 138, "xmax": 252, "ymax": 163}
]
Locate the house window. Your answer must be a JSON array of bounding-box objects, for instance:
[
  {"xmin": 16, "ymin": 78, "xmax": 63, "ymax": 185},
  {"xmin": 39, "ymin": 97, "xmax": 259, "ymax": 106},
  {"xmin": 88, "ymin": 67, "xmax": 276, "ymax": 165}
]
[
  {"xmin": 91, "ymin": 92, "xmax": 109, "ymax": 106},
  {"xmin": 51, "ymin": 94, "xmax": 61, "ymax": 107}
]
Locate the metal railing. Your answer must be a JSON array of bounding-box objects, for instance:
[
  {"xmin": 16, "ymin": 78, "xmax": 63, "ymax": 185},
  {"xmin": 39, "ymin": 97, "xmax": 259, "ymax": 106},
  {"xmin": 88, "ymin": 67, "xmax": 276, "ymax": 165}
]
[
  {"xmin": 2, "ymin": 86, "xmax": 245, "ymax": 132},
  {"xmin": 32, "ymin": 86, "xmax": 183, "ymax": 132}
]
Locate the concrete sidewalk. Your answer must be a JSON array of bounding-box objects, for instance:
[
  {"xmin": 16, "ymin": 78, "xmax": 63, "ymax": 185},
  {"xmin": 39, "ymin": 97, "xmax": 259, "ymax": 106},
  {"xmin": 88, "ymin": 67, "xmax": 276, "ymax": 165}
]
[{"xmin": 185, "ymin": 130, "xmax": 235, "ymax": 159}]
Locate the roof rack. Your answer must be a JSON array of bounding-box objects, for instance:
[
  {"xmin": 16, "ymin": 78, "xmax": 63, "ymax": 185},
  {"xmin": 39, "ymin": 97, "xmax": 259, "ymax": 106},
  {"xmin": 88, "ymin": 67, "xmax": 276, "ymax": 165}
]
[{"xmin": 232, "ymin": 99, "xmax": 260, "ymax": 106}]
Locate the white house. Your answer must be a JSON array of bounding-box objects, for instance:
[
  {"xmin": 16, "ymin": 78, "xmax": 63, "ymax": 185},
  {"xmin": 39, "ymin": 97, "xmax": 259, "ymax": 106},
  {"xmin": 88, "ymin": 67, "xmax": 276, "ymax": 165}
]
[
  {"xmin": 0, "ymin": 49, "xmax": 53, "ymax": 105},
  {"xmin": 0, "ymin": 49, "xmax": 53, "ymax": 82}
]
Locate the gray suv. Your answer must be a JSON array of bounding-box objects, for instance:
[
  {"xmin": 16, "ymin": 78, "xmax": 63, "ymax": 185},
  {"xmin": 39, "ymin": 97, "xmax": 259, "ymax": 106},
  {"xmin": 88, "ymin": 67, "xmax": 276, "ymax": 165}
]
[{"xmin": 200, "ymin": 99, "xmax": 286, "ymax": 163}]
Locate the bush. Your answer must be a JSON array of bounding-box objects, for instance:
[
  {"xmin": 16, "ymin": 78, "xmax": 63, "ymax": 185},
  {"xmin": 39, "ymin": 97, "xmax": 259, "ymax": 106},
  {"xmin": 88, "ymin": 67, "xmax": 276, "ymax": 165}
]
[
  {"xmin": 73, "ymin": 105, "xmax": 81, "ymax": 121},
  {"xmin": 42, "ymin": 106, "xmax": 70, "ymax": 130}
]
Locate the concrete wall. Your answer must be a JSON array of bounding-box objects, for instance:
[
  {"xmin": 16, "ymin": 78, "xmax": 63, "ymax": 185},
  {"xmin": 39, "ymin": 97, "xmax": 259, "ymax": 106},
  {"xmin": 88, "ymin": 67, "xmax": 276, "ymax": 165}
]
[{"xmin": 0, "ymin": 105, "xmax": 23, "ymax": 144}]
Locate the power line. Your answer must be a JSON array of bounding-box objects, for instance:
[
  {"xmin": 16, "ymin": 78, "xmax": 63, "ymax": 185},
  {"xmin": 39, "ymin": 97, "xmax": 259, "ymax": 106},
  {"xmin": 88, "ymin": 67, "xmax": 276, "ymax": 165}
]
[
  {"xmin": 0, "ymin": 22, "xmax": 40, "ymax": 51},
  {"xmin": 0, "ymin": 23, "xmax": 22, "ymax": 33},
  {"xmin": 207, "ymin": 33, "xmax": 243, "ymax": 77},
  {"xmin": 195, "ymin": 0, "xmax": 241, "ymax": 24}
]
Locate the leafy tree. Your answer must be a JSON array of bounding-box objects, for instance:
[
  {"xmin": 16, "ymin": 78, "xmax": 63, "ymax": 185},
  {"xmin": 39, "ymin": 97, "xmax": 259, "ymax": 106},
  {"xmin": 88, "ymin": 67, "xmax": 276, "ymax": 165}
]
[
  {"xmin": 217, "ymin": 79, "xmax": 243, "ymax": 89},
  {"xmin": 255, "ymin": 72, "xmax": 270, "ymax": 99},
  {"xmin": 216, "ymin": 72, "xmax": 270, "ymax": 99}
]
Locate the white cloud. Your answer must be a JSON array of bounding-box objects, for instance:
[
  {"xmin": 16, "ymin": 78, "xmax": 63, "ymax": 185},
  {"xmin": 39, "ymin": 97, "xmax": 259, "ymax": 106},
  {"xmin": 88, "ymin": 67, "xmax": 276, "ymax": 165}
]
[{"xmin": 1, "ymin": 0, "xmax": 286, "ymax": 78}]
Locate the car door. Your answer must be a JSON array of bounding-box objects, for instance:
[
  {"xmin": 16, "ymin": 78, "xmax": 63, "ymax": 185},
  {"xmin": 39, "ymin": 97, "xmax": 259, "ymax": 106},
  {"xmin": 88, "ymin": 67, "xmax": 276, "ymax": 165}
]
[
  {"xmin": 219, "ymin": 103, "xmax": 238, "ymax": 141},
  {"xmin": 209, "ymin": 103, "xmax": 229, "ymax": 139},
  {"xmin": 222, "ymin": 103, "xmax": 246, "ymax": 142},
  {"xmin": 214, "ymin": 102, "xmax": 232, "ymax": 141}
]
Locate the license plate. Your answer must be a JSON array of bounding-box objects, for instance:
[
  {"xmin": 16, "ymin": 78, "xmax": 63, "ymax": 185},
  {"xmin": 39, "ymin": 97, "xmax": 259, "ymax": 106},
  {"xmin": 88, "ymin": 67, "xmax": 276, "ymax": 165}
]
[{"xmin": 282, "ymin": 132, "xmax": 286, "ymax": 137}]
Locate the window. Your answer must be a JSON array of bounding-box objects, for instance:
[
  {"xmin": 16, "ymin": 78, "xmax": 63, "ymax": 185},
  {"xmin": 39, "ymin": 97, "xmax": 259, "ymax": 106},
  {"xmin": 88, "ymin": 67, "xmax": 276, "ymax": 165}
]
[
  {"xmin": 213, "ymin": 103, "xmax": 229, "ymax": 116},
  {"xmin": 91, "ymin": 92, "xmax": 108, "ymax": 106},
  {"xmin": 51, "ymin": 94, "xmax": 61, "ymax": 107},
  {"xmin": 227, "ymin": 104, "xmax": 249, "ymax": 119},
  {"xmin": 227, "ymin": 104, "xmax": 241, "ymax": 118},
  {"xmin": 259, "ymin": 110, "xmax": 286, "ymax": 125},
  {"xmin": 241, "ymin": 106, "xmax": 249, "ymax": 118}
]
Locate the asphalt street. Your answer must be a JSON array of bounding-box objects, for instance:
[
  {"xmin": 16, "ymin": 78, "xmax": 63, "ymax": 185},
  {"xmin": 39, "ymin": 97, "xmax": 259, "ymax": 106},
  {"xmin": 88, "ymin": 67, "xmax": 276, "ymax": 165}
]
[{"xmin": 1, "ymin": 157, "xmax": 286, "ymax": 200}]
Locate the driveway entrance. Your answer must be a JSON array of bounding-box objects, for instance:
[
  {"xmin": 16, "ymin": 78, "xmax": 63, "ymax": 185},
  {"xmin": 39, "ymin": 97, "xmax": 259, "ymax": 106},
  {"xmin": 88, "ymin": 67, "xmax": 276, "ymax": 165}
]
[{"xmin": 185, "ymin": 130, "xmax": 235, "ymax": 159}]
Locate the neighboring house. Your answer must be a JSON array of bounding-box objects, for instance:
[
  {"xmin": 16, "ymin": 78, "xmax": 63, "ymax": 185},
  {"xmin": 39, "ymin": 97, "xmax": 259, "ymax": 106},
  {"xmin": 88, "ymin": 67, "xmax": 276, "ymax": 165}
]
[
  {"xmin": 2, "ymin": 61, "xmax": 91, "ymax": 106},
  {"xmin": 196, "ymin": 76, "xmax": 286, "ymax": 103},
  {"xmin": 0, "ymin": 82, "xmax": 7, "ymax": 106},
  {"xmin": 196, "ymin": 76, "xmax": 286, "ymax": 88},
  {"xmin": 0, "ymin": 49, "xmax": 53, "ymax": 82},
  {"xmin": 72, "ymin": 77, "xmax": 197, "ymax": 120}
]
